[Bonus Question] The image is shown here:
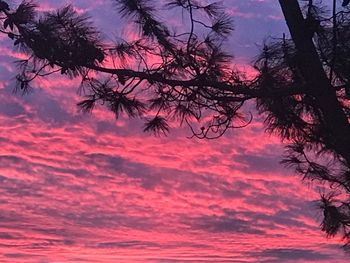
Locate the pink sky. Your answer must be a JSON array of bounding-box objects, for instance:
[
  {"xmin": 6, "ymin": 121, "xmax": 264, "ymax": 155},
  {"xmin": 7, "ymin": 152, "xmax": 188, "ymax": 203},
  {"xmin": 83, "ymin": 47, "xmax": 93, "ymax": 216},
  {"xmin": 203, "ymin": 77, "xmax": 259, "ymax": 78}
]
[{"xmin": 0, "ymin": 0, "xmax": 348, "ymax": 262}]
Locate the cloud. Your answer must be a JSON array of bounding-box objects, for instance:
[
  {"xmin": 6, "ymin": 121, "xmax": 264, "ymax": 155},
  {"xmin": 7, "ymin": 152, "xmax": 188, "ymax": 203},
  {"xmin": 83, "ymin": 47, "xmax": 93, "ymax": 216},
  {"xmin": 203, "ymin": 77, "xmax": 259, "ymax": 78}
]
[
  {"xmin": 190, "ymin": 213, "xmax": 266, "ymax": 235},
  {"xmin": 0, "ymin": 0, "xmax": 348, "ymax": 262},
  {"xmin": 254, "ymin": 248, "xmax": 331, "ymax": 262},
  {"xmin": 0, "ymin": 99, "xmax": 25, "ymax": 117},
  {"xmin": 4, "ymin": 253, "xmax": 39, "ymax": 258},
  {"xmin": 232, "ymin": 152, "xmax": 283, "ymax": 174},
  {"xmin": 94, "ymin": 240, "xmax": 159, "ymax": 249}
]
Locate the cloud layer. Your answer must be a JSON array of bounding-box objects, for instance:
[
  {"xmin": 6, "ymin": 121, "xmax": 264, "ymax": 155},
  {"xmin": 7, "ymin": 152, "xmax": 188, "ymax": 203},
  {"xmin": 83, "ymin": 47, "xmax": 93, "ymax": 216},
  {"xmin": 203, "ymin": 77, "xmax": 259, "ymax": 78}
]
[{"xmin": 0, "ymin": 0, "xmax": 348, "ymax": 262}]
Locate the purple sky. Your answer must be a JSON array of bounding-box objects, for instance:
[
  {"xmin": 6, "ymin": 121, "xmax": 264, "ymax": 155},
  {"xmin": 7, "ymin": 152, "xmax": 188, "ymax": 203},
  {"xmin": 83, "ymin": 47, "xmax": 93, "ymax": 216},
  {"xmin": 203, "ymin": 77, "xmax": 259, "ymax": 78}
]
[{"xmin": 0, "ymin": 0, "xmax": 349, "ymax": 262}]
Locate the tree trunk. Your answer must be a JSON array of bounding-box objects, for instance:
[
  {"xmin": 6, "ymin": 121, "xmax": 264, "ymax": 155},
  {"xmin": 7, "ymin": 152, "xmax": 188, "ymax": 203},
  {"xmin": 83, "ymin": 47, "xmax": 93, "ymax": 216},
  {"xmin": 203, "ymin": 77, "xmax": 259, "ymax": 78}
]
[{"xmin": 278, "ymin": 0, "xmax": 350, "ymax": 164}]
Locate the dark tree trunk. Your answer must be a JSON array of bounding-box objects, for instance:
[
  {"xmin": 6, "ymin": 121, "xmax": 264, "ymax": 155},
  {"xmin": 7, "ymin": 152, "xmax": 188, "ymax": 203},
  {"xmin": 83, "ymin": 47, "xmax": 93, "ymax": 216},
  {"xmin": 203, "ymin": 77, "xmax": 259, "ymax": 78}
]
[{"xmin": 278, "ymin": 0, "xmax": 350, "ymax": 164}]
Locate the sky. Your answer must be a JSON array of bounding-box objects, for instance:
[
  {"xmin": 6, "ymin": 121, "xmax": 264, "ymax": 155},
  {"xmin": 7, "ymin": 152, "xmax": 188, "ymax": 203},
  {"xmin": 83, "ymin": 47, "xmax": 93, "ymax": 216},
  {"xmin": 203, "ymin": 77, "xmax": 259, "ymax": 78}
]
[{"xmin": 0, "ymin": 0, "xmax": 349, "ymax": 262}]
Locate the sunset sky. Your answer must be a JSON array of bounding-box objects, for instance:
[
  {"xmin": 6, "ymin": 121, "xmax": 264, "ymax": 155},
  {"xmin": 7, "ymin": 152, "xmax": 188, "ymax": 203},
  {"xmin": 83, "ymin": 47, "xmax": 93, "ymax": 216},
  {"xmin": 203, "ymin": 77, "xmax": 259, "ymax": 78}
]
[{"xmin": 0, "ymin": 0, "xmax": 349, "ymax": 262}]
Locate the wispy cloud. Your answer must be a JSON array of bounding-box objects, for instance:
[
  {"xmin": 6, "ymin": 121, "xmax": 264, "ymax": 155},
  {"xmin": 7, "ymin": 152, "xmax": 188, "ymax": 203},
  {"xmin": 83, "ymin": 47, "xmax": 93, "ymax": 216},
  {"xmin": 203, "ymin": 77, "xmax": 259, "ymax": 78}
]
[{"xmin": 0, "ymin": 0, "xmax": 348, "ymax": 262}]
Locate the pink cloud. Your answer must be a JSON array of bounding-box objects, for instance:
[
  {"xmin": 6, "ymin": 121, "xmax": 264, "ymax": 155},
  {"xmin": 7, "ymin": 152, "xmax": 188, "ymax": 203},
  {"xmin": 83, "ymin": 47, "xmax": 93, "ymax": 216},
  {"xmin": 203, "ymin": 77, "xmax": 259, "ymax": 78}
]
[{"xmin": 0, "ymin": 0, "xmax": 348, "ymax": 262}]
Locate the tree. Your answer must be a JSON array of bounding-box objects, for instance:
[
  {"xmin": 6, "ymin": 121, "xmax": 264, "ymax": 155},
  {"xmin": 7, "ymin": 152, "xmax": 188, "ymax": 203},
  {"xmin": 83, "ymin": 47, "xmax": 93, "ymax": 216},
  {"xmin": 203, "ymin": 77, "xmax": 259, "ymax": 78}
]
[
  {"xmin": 267, "ymin": 0, "xmax": 350, "ymax": 245},
  {"xmin": 1, "ymin": 0, "xmax": 350, "ymax": 247}
]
